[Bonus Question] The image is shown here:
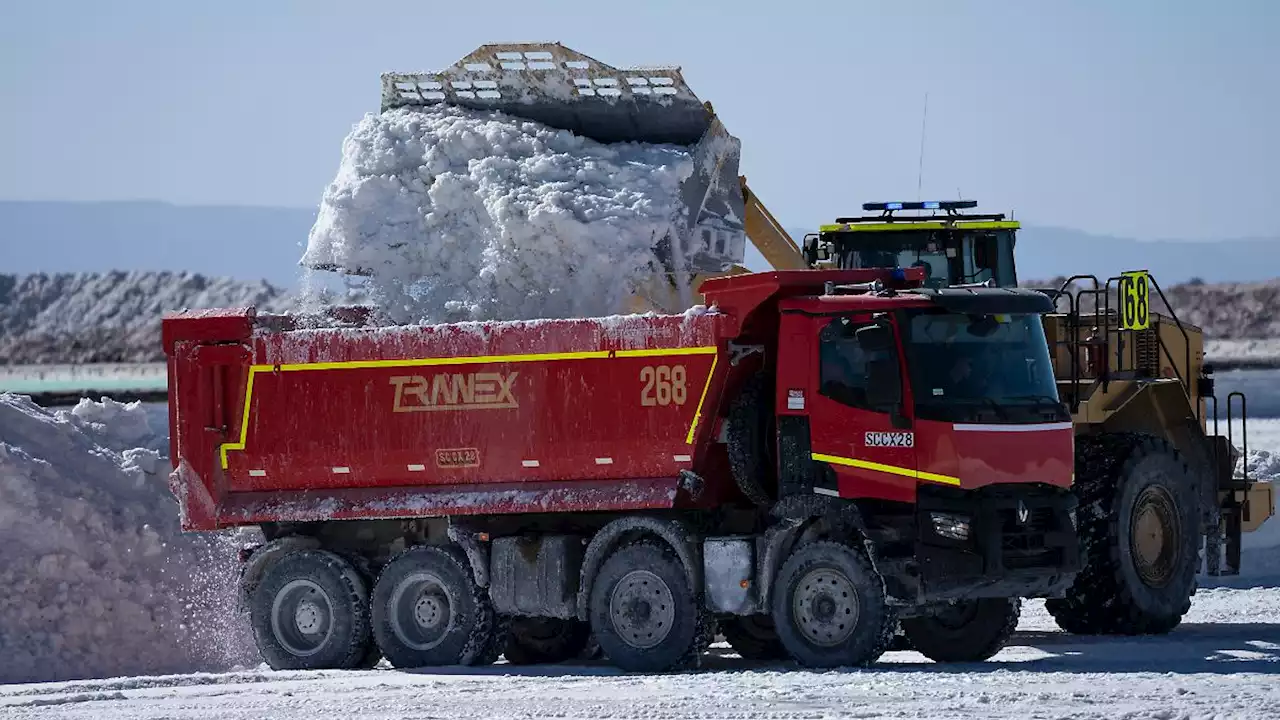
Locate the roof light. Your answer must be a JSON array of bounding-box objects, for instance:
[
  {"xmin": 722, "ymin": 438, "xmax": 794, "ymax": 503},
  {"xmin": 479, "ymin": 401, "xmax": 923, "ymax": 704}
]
[{"xmin": 862, "ymin": 200, "xmax": 979, "ymax": 212}]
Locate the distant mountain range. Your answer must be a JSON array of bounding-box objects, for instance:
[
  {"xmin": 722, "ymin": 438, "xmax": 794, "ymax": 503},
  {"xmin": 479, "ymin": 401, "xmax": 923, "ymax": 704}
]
[{"xmin": 4, "ymin": 200, "xmax": 1279, "ymax": 287}]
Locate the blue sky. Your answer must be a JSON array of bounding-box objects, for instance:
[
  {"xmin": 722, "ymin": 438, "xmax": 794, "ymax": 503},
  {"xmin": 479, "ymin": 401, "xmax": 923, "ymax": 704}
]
[{"xmin": 1, "ymin": 0, "xmax": 1276, "ymax": 241}]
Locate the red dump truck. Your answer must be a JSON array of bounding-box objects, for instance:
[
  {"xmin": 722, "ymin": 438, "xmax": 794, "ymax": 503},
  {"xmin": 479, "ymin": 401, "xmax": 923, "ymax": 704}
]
[{"xmin": 163, "ymin": 268, "xmax": 1079, "ymax": 672}]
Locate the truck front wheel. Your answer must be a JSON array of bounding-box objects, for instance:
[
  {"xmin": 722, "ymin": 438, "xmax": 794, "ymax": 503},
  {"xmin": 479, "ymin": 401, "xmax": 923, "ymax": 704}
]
[
  {"xmin": 504, "ymin": 617, "xmax": 591, "ymax": 665},
  {"xmin": 770, "ymin": 541, "xmax": 894, "ymax": 668},
  {"xmin": 370, "ymin": 545, "xmax": 499, "ymax": 668},
  {"xmin": 900, "ymin": 598, "xmax": 1020, "ymax": 663},
  {"xmin": 249, "ymin": 550, "xmax": 374, "ymax": 670},
  {"xmin": 589, "ymin": 541, "xmax": 703, "ymax": 672}
]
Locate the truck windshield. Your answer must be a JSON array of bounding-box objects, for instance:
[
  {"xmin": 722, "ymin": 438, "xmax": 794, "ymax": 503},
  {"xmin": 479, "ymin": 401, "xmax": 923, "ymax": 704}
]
[{"xmin": 901, "ymin": 309, "xmax": 1065, "ymax": 423}]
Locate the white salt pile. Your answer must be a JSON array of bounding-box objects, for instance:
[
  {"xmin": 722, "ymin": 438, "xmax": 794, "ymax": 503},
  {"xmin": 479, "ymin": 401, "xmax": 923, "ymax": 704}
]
[
  {"xmin": 0, "ymin": 394, "xmax": 257, "ymax": 684},
  {"xmin": 301, "ymin": 105, "xmax": 695, "ymax": 325}
]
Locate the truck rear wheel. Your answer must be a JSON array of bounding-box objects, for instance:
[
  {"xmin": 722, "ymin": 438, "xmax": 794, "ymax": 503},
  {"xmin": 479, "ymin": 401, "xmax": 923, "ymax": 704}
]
[
  {"xmin": 720, "ymin": 614, "xmax": 787, "ymax": 661},
  {"xmin": 770, "ymin": 541, "xmax": 894, "ymax": 668},
  {"xmin": 504, "ymin": 617, "xmax": 591, "ymax": 665},
  {"xmin": 1046, "ymin": 434, "xmax": 1199, "ymax": 635},
  {"xmin": 900, "ymin": 598, "xmax": 1020, "ymax": 663},
  {"xmin": 370, "ymin": 545, "xmax": 499, "ymax": 668},
  {"xmin": 249, "ymin": 550, "xmax": 373, "ymax": 671},
  {"xmin": 726, "ymin": 372, "xmax": 775, "ymax": 506},
  {"xmin": 589, "ymin": 541, "xmax": 703, "ymax": 672}
]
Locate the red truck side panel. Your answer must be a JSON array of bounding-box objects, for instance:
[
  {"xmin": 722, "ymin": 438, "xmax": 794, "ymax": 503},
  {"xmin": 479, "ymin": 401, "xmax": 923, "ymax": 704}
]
[{"xmin": 167, "ymin": 312, "xmax": 733, "ymax": 530}]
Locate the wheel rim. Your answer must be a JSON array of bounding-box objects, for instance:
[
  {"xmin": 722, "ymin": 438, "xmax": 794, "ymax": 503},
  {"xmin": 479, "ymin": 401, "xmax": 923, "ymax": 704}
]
[
  {"xmin": 388, "ymin": 571, "xmax": 456, "ymax": 651},
  {"xmin": 1131, "ymin": 485, "xmax": 1181, "ymax": 588},
  {"xmin": 609, "ymin": 569, "xmax": 675, "ymax": 650},
  {"xmin": 792, "ymin": 567, "xmax": 859, "ymax": 647},
  {"xmin": 270, "ymin": 579, "xmax": 335, "ymax": 657}
]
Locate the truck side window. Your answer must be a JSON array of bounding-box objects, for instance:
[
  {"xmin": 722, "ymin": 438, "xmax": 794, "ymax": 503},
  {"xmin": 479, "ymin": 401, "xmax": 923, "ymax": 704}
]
[{"xmin": 818, "ymin": 319, "xmax": 880, "ymax": 411}]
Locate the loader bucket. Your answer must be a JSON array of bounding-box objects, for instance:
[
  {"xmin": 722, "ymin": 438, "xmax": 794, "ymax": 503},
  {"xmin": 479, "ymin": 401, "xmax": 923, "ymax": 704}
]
[{"xmin": 367, "ymin": 43, "xmax": 747, "ymax": 279}]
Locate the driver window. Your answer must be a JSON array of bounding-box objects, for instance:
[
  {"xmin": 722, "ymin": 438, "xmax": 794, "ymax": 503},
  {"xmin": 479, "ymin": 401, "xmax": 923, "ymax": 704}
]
[{"xmin": 818, "ymin": 319, "xmax": 882, "ymax": 411}]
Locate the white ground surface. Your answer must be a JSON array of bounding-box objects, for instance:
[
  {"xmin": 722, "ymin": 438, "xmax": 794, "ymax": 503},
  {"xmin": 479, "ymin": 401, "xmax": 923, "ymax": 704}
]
[{"xmin": 1, "ymin": 589, "xmax": 1278, "ymax": 719}]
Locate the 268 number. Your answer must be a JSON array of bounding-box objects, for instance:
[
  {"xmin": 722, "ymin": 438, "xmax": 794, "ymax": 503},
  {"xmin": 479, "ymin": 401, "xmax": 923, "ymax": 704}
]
[{"xmin": 641, "ymin": 365, "xmax": 687, "ymax": 406}]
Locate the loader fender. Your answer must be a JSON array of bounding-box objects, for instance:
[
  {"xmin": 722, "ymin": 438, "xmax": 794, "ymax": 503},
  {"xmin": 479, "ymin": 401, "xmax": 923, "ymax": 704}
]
[
  {"xmin": 238, "ymin": 535, "xmax": 322, "ymax": 607},
  {"xmin": 576, "ymin": 516, "xmax": 700, "ymax": 621}
]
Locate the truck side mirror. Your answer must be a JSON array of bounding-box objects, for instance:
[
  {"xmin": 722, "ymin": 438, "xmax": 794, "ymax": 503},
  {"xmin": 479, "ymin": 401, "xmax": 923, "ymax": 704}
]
[
  {"xmin": 855, "ymin": 325, "xmax": 893, "ymax": 353},
  {"xmin": 865, "ymin": 356, "xmax": 902, "ymax": 409}
]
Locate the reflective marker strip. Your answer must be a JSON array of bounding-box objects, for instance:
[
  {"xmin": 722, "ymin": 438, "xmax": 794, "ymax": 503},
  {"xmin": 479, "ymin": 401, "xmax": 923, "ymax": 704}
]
[
  {"xmin": 811, "ymin": 452, "xmax": 960, "ymax": 486},
  {"xmin": 953, "ymin": 422, "xmax": 1074, "ymax": 433},
  {"xmin": 407, "ymin": 464, "xmax": 426, "ymax": 472},
  {"xmin": 813, "ymin": 487, "xmax": 840, "ymax": 497},
  {"xmin": 332, "ymin": 467, "xmax": 351, "ymax": 474},
  {"xmin": 522, "ymin": 460, "xmax": 540, "ymax": 468},
  {"xmin": 595, "ymin": 458, "xmax": 613, "ymax": 465},
  {"xmin": 673, "ymin": 454, "xmax": 692, "ymax": 462},
  {"xmin": 248, "ymin": 470, "xmax": 267, "ymax": 477}
]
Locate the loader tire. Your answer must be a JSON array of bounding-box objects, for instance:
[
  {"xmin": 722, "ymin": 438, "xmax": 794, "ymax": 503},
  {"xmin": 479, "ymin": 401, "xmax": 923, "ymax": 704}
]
[
  {"xmin": 900, "ymin": 598, "xmax": 1020, "ymax": 663},
  {"xmin": 249, "ymin": 550, "xmax": 373, "ymax": 671},
  {"xmin": 589, "ymin": 541, "xmax": 704, "ymax": 672},
  {"xmin": 771, "ymin": 541, "xmax": 895, "ymax": 668},
  {"xmin": 720, "ymin": 614, "xmax": 788, "ymax": 661},
  {"xmin": 1046, "ymin": 433, "xmax": 1199, "ymax": 636},
  {"xmin": 727, "ymin": 372, "xmax": 775, "ymax": 506},
  {"xmin": 504, "ymin": 617, "xmax": 591, "ymax": 665},
  {"xmin": 371, "ymin": 545, "xmax": 498, "ymax": 668}
]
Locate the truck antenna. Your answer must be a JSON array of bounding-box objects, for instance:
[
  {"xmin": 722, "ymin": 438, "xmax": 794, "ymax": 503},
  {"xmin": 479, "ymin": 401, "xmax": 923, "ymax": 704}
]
[{"xmin": 916, "ymin": 92, "xmax": 929, "ymax": 201}]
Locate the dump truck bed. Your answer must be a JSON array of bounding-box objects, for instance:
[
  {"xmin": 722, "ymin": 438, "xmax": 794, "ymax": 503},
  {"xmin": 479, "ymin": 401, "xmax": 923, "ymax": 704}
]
[{"xmin": 163, "ymin": 308, "xmax": 734, "ymax": 531}]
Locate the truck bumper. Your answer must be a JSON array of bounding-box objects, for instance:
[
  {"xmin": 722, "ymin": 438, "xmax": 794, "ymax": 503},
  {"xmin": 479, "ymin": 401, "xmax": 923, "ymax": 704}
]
[{"xmin": 888, "ymin": 483, "xmax": 1080, "ymax": 604}]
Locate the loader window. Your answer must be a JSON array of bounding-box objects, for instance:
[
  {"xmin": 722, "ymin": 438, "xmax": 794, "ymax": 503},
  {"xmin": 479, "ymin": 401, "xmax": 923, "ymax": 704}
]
[{"xmin": 819, "ymin": 318, "xmax": 892, "ymax": 411}]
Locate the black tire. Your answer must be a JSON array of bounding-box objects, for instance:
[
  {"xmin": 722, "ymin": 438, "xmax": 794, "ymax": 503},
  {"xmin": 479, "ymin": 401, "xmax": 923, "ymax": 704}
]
[
  {"xmin": 900, "ymin": 598, "xmax": 1020, "ymax": 663},
  {"xmin": 770, "ymin": 541, "xmax": 894, "ymax": 668},
  {"xmin": 726, "ymin": 372, "xmax": 775, "ymax": 506},
  {"xmin": 1046, "ymin": 433, "xmax": 1200, "ymax": 635},
  {"xmin": 249, "ymin": 550, "xmax": 373, "ymax": 671},
  {"xmin": 589, "ymin": 541, "xmax": 703, "ymax": 672},
  {"xmin": 354, "ymin": 642, "xmax": 383, "ymax": 669},
  {"xmin": 370, "ymin": 545, "xmax": 498, "ymax": 668},
  {"xmin": 504, "ymin": 617, "xmax": 592, "ymax": 665},
  {"xmin": 720, "ymin": 614, "xmax": 788, "ymax": 661}
]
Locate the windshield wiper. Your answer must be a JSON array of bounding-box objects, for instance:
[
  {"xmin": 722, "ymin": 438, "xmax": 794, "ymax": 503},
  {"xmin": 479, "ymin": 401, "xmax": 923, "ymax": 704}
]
[{"xmin": 1004, "ymin": 394, "xmax": 1066, "ymax": 407}]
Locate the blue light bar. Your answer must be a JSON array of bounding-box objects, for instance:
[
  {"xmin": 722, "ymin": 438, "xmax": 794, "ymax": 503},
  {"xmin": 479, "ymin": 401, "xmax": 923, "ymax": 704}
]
[{"xmin": 862, "ymin": 200, "xmax": 978, "ymax": 212}]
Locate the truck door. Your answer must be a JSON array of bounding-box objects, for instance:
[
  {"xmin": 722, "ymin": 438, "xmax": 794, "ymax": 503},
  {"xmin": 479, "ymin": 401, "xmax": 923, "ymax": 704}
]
[{"xmin": 806, "ymin": 314, "xmax": 918, "ymax": 503}]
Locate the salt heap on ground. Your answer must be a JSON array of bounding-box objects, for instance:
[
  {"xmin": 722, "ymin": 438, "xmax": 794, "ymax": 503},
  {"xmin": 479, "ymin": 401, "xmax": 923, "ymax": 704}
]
[
  {"xmin": 302, "ymin": 105, "xmax": 694, "ymax": 325},
  {"xmin": 0, "ymin": 394, "xmax": 256, "ymax": 684}
]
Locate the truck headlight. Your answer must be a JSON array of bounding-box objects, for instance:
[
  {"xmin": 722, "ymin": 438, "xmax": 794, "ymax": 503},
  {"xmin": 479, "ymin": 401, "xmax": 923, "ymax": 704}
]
[{"xmin": 930, "ymin": 512, "xmax": 971, "ymax": 541}]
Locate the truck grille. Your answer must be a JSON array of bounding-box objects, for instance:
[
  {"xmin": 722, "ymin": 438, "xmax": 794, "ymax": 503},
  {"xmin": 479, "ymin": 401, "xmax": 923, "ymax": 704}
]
[{"xmin": 999, "ymin": 507, "xmax": 1060, "ymax": 569}]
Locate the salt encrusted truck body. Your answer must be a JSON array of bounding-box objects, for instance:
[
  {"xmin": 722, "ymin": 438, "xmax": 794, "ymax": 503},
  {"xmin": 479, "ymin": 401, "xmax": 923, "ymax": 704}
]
[{"xmin": 163, "ymin": 267, "xmax": 1078, "ymax": 672}]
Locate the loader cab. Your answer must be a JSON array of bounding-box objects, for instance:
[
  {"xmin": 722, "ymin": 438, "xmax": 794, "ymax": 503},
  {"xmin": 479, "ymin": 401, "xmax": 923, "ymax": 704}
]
[{"xmin": 803, "ymin": 201, "xmax": 1019, "ymax": 289}]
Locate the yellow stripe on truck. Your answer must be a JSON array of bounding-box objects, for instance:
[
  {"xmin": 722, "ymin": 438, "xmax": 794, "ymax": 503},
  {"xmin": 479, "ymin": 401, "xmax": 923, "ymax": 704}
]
[
  {"xmin": 219, "ymin": 346, "xmax": 719, "ymax": 469},
  {"xmin": 811, "ymin": 452, "xmax": 961, "ymax": 487}
]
